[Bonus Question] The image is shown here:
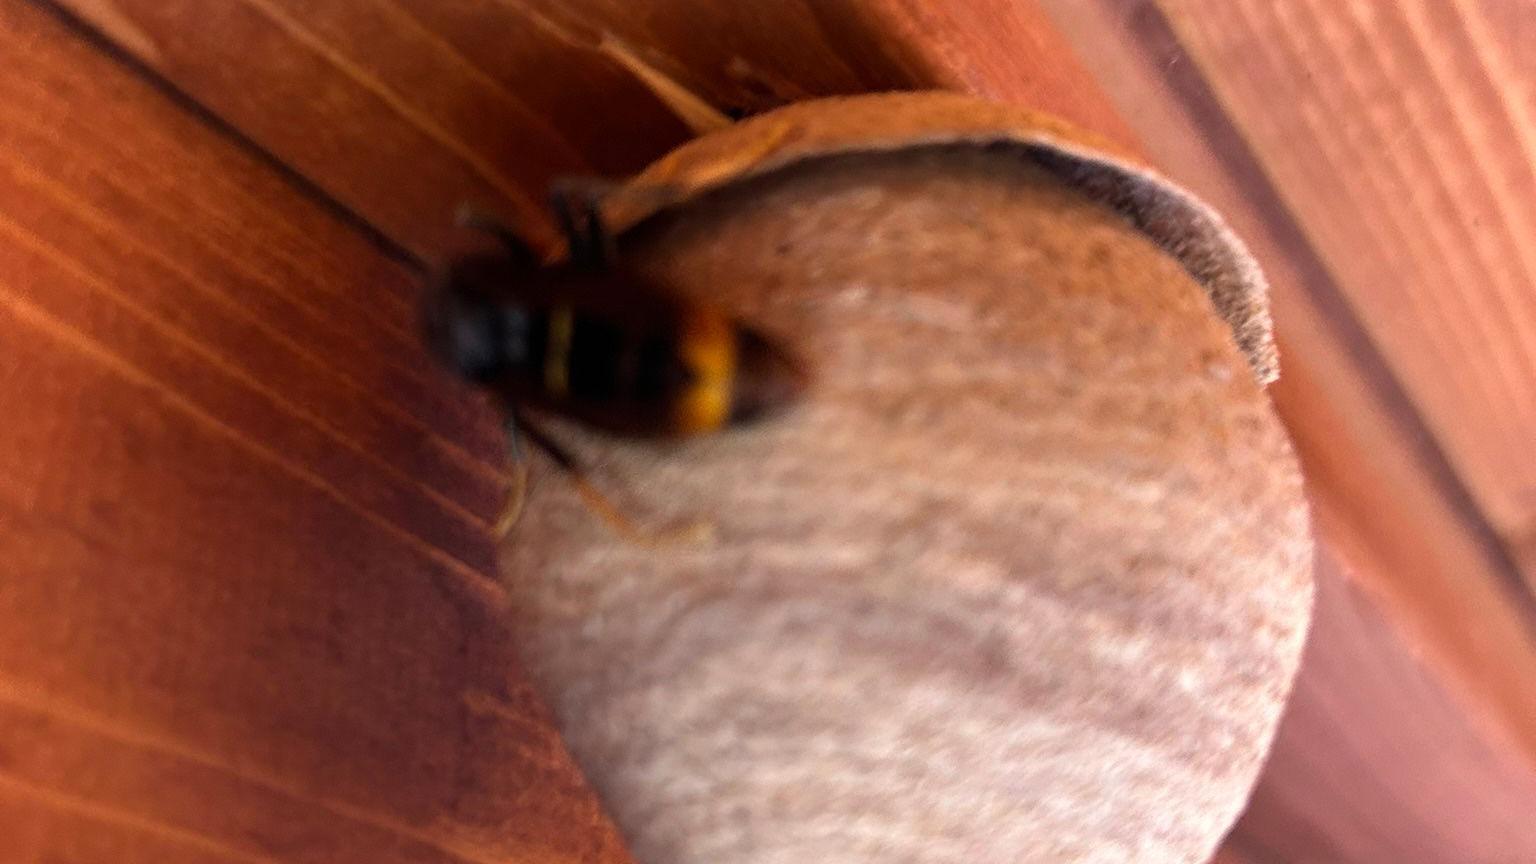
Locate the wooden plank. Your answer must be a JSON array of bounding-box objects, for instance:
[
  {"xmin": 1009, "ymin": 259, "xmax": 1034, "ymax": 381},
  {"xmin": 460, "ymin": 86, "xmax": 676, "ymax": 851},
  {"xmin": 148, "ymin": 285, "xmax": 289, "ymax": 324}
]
[
  {"xmin": 42, "ymin": 0, "xmax": 898, "ymax": 253},
  {"xmin": 1045, "ymin": 0, "xmax": 1536, "ymax": 763},
  {"xmin": 1227, "ymin": 556, "xmax": 1536, "ymax": 862},
  {"xmin": 1039, "ymin": 1, "xmax": 1536, "ymax": 859},
  {"xmin": 1143, "ymin": 0, "xmax": 1536, "ymax": 584},
  {"xmin": 48, "ymin": 0, "xmax": 1137, "ymax": 259},
  {"xmin": 24, "ymin": 0, "xmax": 1536, "ymax": 860},
  {"xmin": 0, "ymin": 2, "xmax": 627, "ymax": 861},
  {"xmin": 1, "ymin": 787, "xmax": 249, "ymax": 864}
]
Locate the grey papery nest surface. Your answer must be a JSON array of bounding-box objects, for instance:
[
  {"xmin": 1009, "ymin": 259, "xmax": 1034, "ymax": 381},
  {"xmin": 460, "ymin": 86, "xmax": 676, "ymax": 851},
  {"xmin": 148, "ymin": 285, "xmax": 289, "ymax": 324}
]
[{"xmin": 498, "ymin": 93, "xmax": 1312, "ymax": 864}]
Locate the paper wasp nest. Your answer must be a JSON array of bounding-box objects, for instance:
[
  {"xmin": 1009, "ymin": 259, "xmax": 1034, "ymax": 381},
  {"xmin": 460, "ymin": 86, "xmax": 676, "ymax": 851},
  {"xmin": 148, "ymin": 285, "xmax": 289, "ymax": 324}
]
[{"xmin": 498, "ymin": 93, "xmax": 1312, "ymax": 864}]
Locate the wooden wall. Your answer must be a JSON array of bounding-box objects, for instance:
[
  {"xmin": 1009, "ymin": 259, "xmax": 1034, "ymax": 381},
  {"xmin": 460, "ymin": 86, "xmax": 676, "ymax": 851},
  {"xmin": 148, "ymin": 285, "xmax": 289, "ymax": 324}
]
[
  {"xmin": 1040, "ymin": 2, "xmax": 1536, "ymax": 858},
  {"xmin": 1, "ymin": 0, "xmax": 1532, "ymax": 860}
]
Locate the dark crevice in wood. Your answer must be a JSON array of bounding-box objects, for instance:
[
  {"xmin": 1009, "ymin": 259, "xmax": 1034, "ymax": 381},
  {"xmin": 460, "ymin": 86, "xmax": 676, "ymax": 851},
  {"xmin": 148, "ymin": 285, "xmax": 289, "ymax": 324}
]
[
  {"xmin": 1118, "ymin": 0, "xmax": 1536, "ymax": 637},
  {"xmin": 27, "ymin": 0, "xmax": 427, "ymax": 277}
]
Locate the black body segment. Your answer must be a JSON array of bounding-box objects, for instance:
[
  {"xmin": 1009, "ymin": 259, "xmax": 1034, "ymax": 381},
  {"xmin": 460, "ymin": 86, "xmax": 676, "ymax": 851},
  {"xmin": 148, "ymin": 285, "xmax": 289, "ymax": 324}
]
[{"xmin": 424, "ymin": 249, "xmax": 803, "ymax": 438}]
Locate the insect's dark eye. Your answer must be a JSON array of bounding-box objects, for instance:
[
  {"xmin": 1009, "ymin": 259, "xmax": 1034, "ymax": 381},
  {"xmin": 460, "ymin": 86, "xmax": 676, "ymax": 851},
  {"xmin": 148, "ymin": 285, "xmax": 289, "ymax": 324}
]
[
  {"xmin": 442, "ymin": 300, "xmax": 502, "ymax": 381},
  {"xmin": 499, "ymin": 306, "xmax": 532, "ymax": 366},
  {"xmin": 424, "ymin": 280, "xmax": 503, "ymax": 381}
]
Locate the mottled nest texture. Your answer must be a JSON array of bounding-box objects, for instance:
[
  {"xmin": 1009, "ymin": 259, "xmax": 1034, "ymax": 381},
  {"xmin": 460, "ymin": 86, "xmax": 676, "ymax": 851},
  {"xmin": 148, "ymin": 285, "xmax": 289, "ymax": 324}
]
[
  {"xmin": 605, "ymin": 91, "xmax": 1279, "ymax": 385},
  {"xmin": 500, "ymin": 93, "xmax": 1312, "ymax": 864}
]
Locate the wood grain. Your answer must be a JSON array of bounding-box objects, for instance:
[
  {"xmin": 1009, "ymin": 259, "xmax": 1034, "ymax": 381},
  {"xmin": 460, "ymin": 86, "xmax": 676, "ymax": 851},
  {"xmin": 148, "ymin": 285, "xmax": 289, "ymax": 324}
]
[
  {"xmin": 1041, "ymin": 0, "xmax": 1536, "ymax": 764},
  {"xmin": 12, "ymin": 0, "xmax": 1536, "ymax": 860},
  {"xmin": 1146, "ymin": 0, "xmax": 1536, "ymax": 585},
  {"xmin": 1226, "ymin": 556, "xmax": 1536, "ymax": 862},
  {"xmin": 1039, "ymin": 2, "xmax": 1536, "ymax": 858},
  {"xmin": 44, "ymin": 0, "xmax": 891, "ymax": 252},
  {"xmin": 0, "ymin": 2, "xmax": 626, "ymax": 861},
  {"xmin": 48, "ymin": 0, "xmax": 1137, "ymax": 259}
]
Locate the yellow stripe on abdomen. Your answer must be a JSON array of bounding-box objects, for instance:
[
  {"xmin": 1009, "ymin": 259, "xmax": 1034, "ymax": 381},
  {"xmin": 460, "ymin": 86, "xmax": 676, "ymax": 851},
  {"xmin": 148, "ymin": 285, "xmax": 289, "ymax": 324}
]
[
  {"xmin": 674, "ymin": 309, "xmax": 737, "ymax": 434},
  {"xmin": 544, "ymin": 304, "xmax": 574, "ymax": 397}
]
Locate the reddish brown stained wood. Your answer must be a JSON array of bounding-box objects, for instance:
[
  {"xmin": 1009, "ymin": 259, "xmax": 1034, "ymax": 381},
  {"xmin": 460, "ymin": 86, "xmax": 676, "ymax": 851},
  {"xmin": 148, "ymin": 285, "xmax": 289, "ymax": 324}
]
[
  {"xmin": 1, "ymin": 14, "xmax": 511, "ymax": 564},
  {"xmin": 46, "ymin": 0, "xmax": 908, "ymax": 252},
  {"xmin": 1, "ymin": 786, "xmax": 253, "ymax": 864},
  {"xmin": 0, "ymin": 2, "xmax": 627, "ymax": 861},
  {"xmin": 1047, "ymin": 0, "xmax": 1536, "ymax": 758},
  {"xmin": 15, "ymin": 0, "xmax": 1536, "ymax": 860},
  {"xmin": 1041, "ymin": 2, "xmax": 1536, "ymax": 858},
  {"xmin": 852, "ymin": 0, "xmax": 1137, "ymax": 141},
  {"xmin": 1148, "ymin": 0, "xmax": 1536, "ymax": 584},
  {"xmin": 1230, "ymin": 556, "xmax": 1536, "ymax": 862},
  {"xmin": 50, "ymin": 0, "xmax": 1138, "ymax": 258},
  {"xmin": 1476, "ymin": 0, "xmax": 1536, "ymax": 92}
]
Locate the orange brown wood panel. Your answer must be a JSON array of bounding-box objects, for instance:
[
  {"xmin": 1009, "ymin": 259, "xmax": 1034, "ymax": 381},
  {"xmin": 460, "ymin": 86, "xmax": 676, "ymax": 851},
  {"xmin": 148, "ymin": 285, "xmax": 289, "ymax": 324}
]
[
  {"xmin": 1037, "ymin": 0, "xmax": 1536, "ymax": 858},
  {"xmin": 0, "ymin": 2, "xmax": 626, "ymax": 861},
  {"xmin": 45, "ymin": 0, "xmax": 1134, "ymax": 255},
  {"xmin": 1147, "ymin": 0, "xmax": 1536, "ymax": 579},
  {"xmin": 1040, "ymin": 0, "xmax": 1536, "ymax": 853},
  {"xmin": 1237, "ymin": 554, "xmax": 1536, "ymax": 861},
  {"xmin": 6, "ymin": 0, "xmax": 1536, "ymax": 861}
]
